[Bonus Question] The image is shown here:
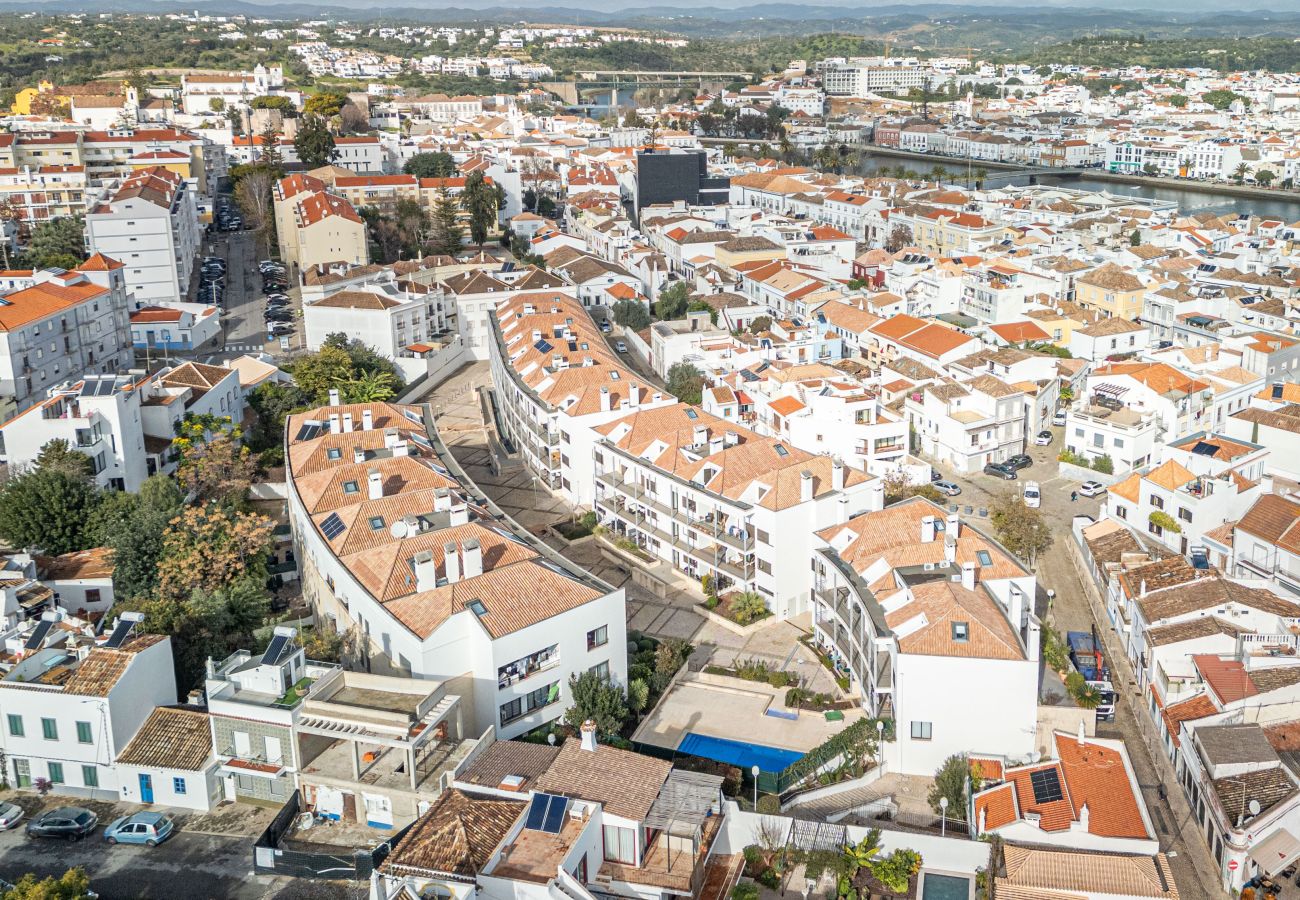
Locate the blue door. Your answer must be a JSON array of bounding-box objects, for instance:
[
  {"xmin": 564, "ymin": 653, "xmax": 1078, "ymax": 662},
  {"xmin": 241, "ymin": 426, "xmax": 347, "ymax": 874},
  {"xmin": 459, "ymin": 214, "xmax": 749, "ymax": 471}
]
[{"xmin": 139, "ymin": 774, "xmax": 153, "ymax": 804}]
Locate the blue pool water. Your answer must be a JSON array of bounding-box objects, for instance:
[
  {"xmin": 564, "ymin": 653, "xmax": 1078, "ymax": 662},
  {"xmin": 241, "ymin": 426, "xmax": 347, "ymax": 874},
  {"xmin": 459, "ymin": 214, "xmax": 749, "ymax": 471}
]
[
  {"xmin": 677, "ymin": 732, "xmax": 805, "ymax": 773},
  {"xmin": 922, "ymin": 873, "xmax": 971, "ymax": 900}
]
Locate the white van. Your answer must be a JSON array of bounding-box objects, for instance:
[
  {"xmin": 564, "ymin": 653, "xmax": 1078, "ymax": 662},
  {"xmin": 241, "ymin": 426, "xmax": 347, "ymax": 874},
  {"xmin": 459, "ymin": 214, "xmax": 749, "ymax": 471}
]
[{"xmin": 1023, "ymin": 481, "xmax": 1041, "ymax": 508}]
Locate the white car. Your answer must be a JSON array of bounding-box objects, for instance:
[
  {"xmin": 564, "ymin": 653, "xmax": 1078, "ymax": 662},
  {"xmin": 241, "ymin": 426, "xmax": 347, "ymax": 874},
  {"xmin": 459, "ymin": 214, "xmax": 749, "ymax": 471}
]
[
  {"xmin": 1051, "ymin": 410, "xmax": 1067, "ymax": 426},
  {"xmin": 1022, "ymin": 481, "xmax": 1041, "ymax": 509},
  {"xmin": 1078, "ymin": 480, "xmax": 1107, "ymax": 498},
  {"xmin": 615, "ymin": 341, "xmax": 628, "ymax": 353},
  {"xmin": 0, "ymin": 801, "xmax": 23, "ymax": 831},
  {"xmin": 1034, "ymin": 430, "xmax": 1053, "ymax": 446}
]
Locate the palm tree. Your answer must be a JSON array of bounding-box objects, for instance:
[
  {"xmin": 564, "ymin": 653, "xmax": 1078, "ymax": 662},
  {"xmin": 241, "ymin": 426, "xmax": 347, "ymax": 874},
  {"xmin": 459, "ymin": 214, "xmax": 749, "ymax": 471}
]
[
  {"xmin": 342, "ymin": 370, "xmax": 397, "ymax": 403},
  {"xmin": 1232, "ymin": 162, "xmax": 1250, "ymax": 185},
  {"xmin": 928, "ymin": 165, "xmax": 947, "ymax": 184}
]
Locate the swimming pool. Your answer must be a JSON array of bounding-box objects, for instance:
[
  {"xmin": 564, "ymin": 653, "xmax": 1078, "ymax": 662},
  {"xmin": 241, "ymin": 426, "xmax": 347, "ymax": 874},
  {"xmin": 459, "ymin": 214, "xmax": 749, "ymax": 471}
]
[
  {"xmin": 678, "ymin": 732, "xmax": 805, "ymax": 773},
  {"xmin": 921, "ymin": 873, "xmax": 972, "ymax": 900}
]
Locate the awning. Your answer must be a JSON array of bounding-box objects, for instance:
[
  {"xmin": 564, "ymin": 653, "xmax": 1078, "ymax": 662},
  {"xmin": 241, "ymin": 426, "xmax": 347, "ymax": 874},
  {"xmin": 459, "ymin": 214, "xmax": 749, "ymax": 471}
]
[
  {"xmin": 1094, "ymin": 384, "xmax": 1129, "ymax": 397},
  {"xmin": 1249, "ymin": 828, "xmax": 1300, "ymax": 876}
]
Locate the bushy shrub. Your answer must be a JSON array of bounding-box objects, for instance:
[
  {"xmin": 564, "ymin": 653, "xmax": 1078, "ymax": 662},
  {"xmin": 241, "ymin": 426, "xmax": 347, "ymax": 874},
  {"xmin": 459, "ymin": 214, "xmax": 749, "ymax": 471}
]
[
  {"xmin": 756, "ymin": 794, "xmax": 782, "ymax": 814},
  {"xmin": 731, "ymin": 883, "xmax": 760, "ymax": 900}
]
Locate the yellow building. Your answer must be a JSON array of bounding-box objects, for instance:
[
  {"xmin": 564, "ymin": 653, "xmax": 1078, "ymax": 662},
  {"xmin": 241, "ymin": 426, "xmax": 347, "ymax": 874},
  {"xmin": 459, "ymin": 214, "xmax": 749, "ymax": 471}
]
[
  {"xmin": 1075, "ymin": 262, "xmax": 1150, "ymax": 320},
  {"xmin": 1025, "ymin": 301, "xmax": 1100, "ymax": 348}
]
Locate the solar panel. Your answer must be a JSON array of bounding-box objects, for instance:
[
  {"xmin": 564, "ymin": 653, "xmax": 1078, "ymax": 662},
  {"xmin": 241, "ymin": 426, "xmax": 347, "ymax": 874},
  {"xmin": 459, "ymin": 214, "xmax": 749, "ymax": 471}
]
[
  {"xmin": 263, "ymin": 633, "xmax": 290, "ymax": 665},
  {"xmin": 541, "ymin": 795, "xmax": 569, "ymax": 833},
  {"xmin": 320, "ymin": 513, "xmax": 346, "ymax": 540},
  {"xmin": 103, "ymin": 613, "xmax": 142, "ymax": 649},
  {"xmin": 24, "ymin": 618, "xmax": 53, "ymax": 651},
  {"xmin": 1029, "ymin": 768, "xmax": 1063, "ymax": 804},
  {"xmin": 525, "ymin": 794, "xmax": 549, "ymax": 830},
  {"xmin": 295, "ymin": 422, "xmax": 324, "ymax": 442},
  {"xmin": 534, "ymin": 340, "xmax": 553, "ymax": 353},
  {"xmin": 1191, "ymin": 441, "xmax": 1220, "ymax": 457},
  {"xmin": 403, "ymin": 408, "xmax": 423, "ymax": 425},
  {"xmin": 1274, "ymin": 384, "xmax": 1285, "ymax": 399}
]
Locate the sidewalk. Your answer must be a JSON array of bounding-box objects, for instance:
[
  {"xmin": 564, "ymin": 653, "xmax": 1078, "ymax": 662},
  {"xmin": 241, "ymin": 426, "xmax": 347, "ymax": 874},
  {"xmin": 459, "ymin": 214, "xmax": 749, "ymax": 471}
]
[{"xmin": 1066, "ymin": 535, "xmax": 1225, "ymax": 900}]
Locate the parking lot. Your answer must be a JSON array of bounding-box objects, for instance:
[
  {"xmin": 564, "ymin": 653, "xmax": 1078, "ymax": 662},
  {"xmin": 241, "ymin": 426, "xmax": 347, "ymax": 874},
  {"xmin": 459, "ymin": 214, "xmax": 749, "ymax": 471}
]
[
  {"xmin": 0, "ymin": 795, "xmax": 283, "ymax": 898},
  {"xmin": 200, "ymin": 209, "xmax": 301, "ymax": 360}
]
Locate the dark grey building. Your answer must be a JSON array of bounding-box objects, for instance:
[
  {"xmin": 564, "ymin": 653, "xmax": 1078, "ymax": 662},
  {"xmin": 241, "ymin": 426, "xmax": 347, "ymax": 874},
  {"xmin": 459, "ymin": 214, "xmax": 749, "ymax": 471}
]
[{"xmin": 635, "ymin": 150, "xmax": 730, "ymax": 212}]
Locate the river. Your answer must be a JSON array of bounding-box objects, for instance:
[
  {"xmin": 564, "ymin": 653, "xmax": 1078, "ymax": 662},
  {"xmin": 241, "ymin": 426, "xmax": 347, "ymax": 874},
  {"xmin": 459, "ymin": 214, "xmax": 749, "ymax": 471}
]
[{"xmin": 854, "ymin": 152, "xmax": 1300, "ymax": 220}]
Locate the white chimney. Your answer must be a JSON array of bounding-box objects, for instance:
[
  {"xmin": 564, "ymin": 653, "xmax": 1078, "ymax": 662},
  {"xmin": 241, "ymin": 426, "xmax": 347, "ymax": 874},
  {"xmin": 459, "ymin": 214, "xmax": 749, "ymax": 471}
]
[
  {"xmin": 361, "ymin": 409, "xmax": 373, "ymax": 431},
  {"xmin": 870, "ymin": 480, "xmax": 885, "ymax": 510},
  {"xmin": 832, "ymin": 458, "xmax": 845, "ymax": 491},
  {"xmin": 709, "ymin": 436, "xmax": 723, "ymax": 455},
  {"xmin": 328, "ymin": 413, "xmax": 342, "ymax": 434},
  {"xmin": 341, "ymin": 412, "xmax": 354, "ymax": 433},
  {"xmin": 947, "ymin": 513, "xmax": 960, "ymax": 537},
  {"xmin": 837, "ymin": 494, "xmax": 849, "ymax": 524},
  {"xmin": 800, "ymin": 470, "xmax": 814, "ymax": 503},
  {"xmin": 462, "ymin": 539, "xmax": 483, "ymax": 579},
  {"xmin": 961, "ymin": 561, "xmax": 977, "ymax": 591},
  {"xmin": 693, "ymin": 425, "xmax": 708, "ymax": 446},
  {"xmin": 384, "ymin": 428, "xmax": 399, "ymax": 449},
  {"xmin": 414, "ymin": 551, "xmax": 437, "ymax": 592},
  {"xmin": 368, "ymin": 469, "xmax": 384, "ymax": 500},
  {"xmin": 1077, "ymin": 719, "xmax": 1087, "ymax": 747},
  {"xmin": 725, "ymin": 431, "xmax": 740, "ymax": 447},
  {"xmin": 944, "ymin": 533, "xmax": 957, "ymax": 564},
  {"xmin": 434, "ymin": 488, "xmax": 452, "ymax": 512},
  {"xmin": 392, "ymin": 439, "xmax": 410, "ymax": 457},
  {"xmin": 599, "ymin": 386, "xmax": 611, "ymax": 412},
  {"xmin": 353, "ymin": 446, "xmax": 365, "ymax": 464},
  {"xmin": 449, "ymin": 501, "xmax": 469, "ymax": 527},
  {"xmin": 630, "ymin": 384, "xmax": 642, "ymax": 406},
  {"xmin": 580, "ymin": 719, "xmax": 598, "ymax": 752},
  {"xmin": 444, "ymin": 542, "xmax": 461, "ymax": 584},
  {"xmin": 921, "ymin": 515, "xmax": 936, "ymax": 543},
  {"xmin": 328, "ymin": 388, "xmax": 340, "ymax": 406}
]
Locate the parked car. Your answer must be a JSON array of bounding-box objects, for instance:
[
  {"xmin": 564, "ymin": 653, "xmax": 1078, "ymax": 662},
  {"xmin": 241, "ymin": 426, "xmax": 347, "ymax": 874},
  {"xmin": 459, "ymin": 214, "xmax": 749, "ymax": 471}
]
[
  {"xmin": 614, "ymin": 341, "xmax": 628, "ymax": 353},
  {"xmin": 1034, "ymin": 430, "xmax": 1053, "ymax": 446},
  {"xmin": 1022, "ymin": 480, "xmax": 1041, "ymax": 509},
  {"xmin": 268, "ymin": 322, "xmax": 295, "ymax": 336},
  {"xmin": 104, "ymin": 811, "xmax": 174, "ymax": 847},
  {"xmin": 0, "ymin": 801, "xmax": 24, "ymax": 831},
  {"xmin": 264, "ymin": 312, "xmax": 293, "ymax": 323},
  {"xmin": 1005, "ymin": 454, "xmax": 1033, "ymax": 470},
  {"xmin": 27, "ymin": 807, "xmax": 98, "ymax": 841},
  {"xmin": 1078, "ymin": 480, "xmax": 1107, "ymax": 498},
  {"xmin": 933, "ymin": 480, "xmax": 962, "ymax": 497},
  {"xmin": 983, "ymin": 463, "xmax": 1018, "ymax": 480},
  {"xmin": 1051, "ymin": 410, "xmax": 1067, "ymax": 426},
  {"xmin": 599, "ymin": 320, "xmax": 612, "ymax": 333}
]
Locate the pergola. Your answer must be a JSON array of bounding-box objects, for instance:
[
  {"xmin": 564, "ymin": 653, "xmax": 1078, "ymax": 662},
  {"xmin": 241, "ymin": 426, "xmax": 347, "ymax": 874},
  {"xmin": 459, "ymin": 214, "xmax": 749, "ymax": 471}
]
[{"xmin": 643, "ymin": 769, "xmax": 725, "ymax": 874}]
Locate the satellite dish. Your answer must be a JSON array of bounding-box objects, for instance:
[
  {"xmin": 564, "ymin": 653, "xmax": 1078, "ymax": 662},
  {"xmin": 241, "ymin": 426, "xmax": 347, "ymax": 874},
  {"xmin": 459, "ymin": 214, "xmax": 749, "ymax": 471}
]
[
  {"xmin": 1249, "ymin": 800, "xmax": 1262, "ymax": 817},
  {"xmin": 390, "ymin": 520, "xmax": 409, "ymax": 539},
  {"xmin": 1030, "ymin": 751, "xmax": 1042, "ymax": 764}
]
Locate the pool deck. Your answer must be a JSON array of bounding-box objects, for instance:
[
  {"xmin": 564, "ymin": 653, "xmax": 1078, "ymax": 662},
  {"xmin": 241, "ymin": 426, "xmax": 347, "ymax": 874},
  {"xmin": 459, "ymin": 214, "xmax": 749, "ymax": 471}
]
[{"xmin": 632, "ymin": 673, "xmax": 864, "ymax": 755}]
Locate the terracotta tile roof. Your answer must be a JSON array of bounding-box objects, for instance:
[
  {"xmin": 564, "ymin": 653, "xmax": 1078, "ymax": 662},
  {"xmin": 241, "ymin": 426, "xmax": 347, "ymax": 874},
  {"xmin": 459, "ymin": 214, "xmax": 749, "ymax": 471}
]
[
  {"xmin": 1213, "ymin": 767, "xmax": 1297, "ymax": 823},
  {"xmin": 1108, "ymin": 472, "xmax": 1142, "ymax": 504},
  {"xmin": 35, "ymin": 547, "xmax": 114, "ymax": 581},
  {"xmin": 1053, "ymin": 731, "xmax": 1151, "ymax": 840},
  {"xmin": 884, "ymin": 580, "xmax": 1025, "ymax": 661},
  {"xmin": 997, "ymin": 846, "xmax": 1178, "ymax": 899},
  {"xmin": 1005, "ymin": 762, "xmax": 1075, "ymax": 831},
  {"xmin": 1160, "ymin": 693, "xmax": 1217, "ymax": 748},
  {"xmin": 63, "ymin": 633, "xmax": 167, "ymax": 697},
  {"xmin": 0, "ymin": 279, "xmax": 108, "ymax": 331},
  {"xmin": 1144, "ymin": 460, "xmax": 1196, "ymax": 492},
  {"xmin": 1145, "ymin": 617, "xmax": 1242, "ymax": 647},
  {"xmin": 535, "ymin": 739, "xmax": 671, "ymax": 820},
  {"xmin": 78, "ymin": 252, "xmax": 124, "ymax": 271},
  {"xmin": 1139, "ymin": 576, "xmax": 1300, "ymax": 624},
  {"xmin": 311, "ymin": 289, "xmax": 401, "ymax": 310},
  {"xmin": 1237, "ymin": 494, "xmax": 1300, "ymax": 555},
  {"xmin": 1193, "ymin": 654, "xmax": 1259, "ymax": 704},
  {"xmin": 456, "ymin": 742, "xmax": 560, "ymax": 793},
  {"xmin": 116, "ymin": 706, "xmax": 212, "ymax": 770},
  {"xmin": 296, "ymin": 190, "xmax": 362, "ymax": 226},
  {"xmin": 380, "ymin": 788, "xmax": 524, "ymax": 877},
  {"xmin": 988, "ymin": 320, "xmax": 1051, "ymax": 344},
  {"xmin": 973, "ymin": 782, "xmax": 1018, "ymax": 830}
]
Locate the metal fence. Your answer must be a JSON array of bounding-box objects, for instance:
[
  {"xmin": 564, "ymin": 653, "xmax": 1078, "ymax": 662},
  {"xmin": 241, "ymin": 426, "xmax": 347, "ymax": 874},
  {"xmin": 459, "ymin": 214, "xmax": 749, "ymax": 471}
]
[{"xmin": 252, "ymin": 790, "xmax": 415, "ymax": 882}]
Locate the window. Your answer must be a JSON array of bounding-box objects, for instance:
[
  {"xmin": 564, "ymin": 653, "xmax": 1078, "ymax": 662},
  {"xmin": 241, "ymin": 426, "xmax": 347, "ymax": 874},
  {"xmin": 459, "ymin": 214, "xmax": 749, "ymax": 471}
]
[
  {"xmin": 7, "ymin": 715, "xmax": 23, "ymax": 738},
  {"xmin": 47, "ymin": 762, "xmax": 64, "ymax": 784},
  {"xmin": 12, "ymin": 759, "xmax": 30, "ymax": 789},
  {"xmin": 758, "ymin": 558, "xmax": 772, "ymax": 575},
  {"xmin": 76, "ymin": 721, "xmax": 93, "ymax": 744},
  {"xmin": 590, "ymin": 661, "xmax": 610, "ymax": 680},
  {"xmin": 1149, "ymin": 521, "xmax": 1163, "ymax": 536},
  {"xmin": 952, "ymin": 622, "xmax": 969, "ymax": 642},
  {"xmin": 173, "ymin": 777, "xmax": 187, "ymax": 795},
  {"xmin": 976, "ymin": 550, "xmax": 993, "ymax": 567},
  {"xmin": 756, "ymin": 529, "xmax": 771, "ymax": 545},
  {"xmin": 82, "ymin": 766, "xmax": 98, "ymax": 788},
  {"xmin": 327, "ymin": 448, "xmax": 342, "ymax": 460},
  {"xmin": 604, "ymin": 824, "xmax": 637, "ymax": 864},
  {"xmin": 910, "ymin": 721, "xmax": 933, "ymax": 741},
  {"xmin": 1116, "ymin": 506, "xmax": 1127, "ymax": 520},
  {"xmin": 586, "ymin": 626, "xmax": 608, "ymax": 651},
  {"xmin": 41, "ymin": 718, "xmax": 57, "ymax": 741},
  {"xmin": 342, "ymin": 480, "xmax": 359, "ymax": 494},
  {"xmin": 1150, "ymin": 495, "xmax": 1164, "ymax": 509},
  {"xmin": 368, "ymin": 516, "xmax": 386, "ymax": 530},
  {"xmin": 1179, "ymin": 508, "xmax": 1193, "ymax": 523}
]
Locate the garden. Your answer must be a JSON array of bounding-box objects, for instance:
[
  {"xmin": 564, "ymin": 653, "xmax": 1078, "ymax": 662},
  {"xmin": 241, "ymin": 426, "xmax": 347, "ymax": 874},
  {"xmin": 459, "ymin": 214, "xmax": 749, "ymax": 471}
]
[{"xmin": 734, "ymin": 827, "xmax": 923, "ymax": 900}]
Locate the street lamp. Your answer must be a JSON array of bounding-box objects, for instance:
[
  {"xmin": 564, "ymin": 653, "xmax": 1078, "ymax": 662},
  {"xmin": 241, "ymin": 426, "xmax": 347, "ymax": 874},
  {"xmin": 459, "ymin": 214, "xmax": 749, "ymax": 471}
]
[
  {"xmin": 940, "ymin": 796, "xmax": 949, "ymax": 837},
  {"xmin": 876, "ymin": 720, "xmax": 885, "ymax": 772},
  {"xmin": 752, "ymin": 764, "xmax": 760, "ymax": 810}
]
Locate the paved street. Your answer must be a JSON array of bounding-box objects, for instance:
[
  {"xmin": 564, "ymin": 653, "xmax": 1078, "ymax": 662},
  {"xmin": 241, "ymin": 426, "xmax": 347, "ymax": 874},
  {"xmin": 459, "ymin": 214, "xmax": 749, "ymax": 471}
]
[{"xmin": 200, "ymin": 227, "xmax": 302, "ymax": 360}]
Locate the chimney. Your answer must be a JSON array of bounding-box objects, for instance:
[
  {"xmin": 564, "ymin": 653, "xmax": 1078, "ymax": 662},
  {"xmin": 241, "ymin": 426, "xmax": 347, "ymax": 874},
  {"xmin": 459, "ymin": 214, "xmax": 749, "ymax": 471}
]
[
  {"xmin": 725, "ymin": 431, "xmax": 739, "ymax": 447},
  {"xmin": 947, "ymin": 513, "xmax": 961, "ymax": 537},
  {"xmin": 328, "ymin": 413, "xmax": 342, "ymax": 434},
  {"xmin": 693, "ymin": 425, "xmax": 708, "ymax": 446},
  {"xmin": 384, "ymin": 428, "xmax": 399, "ymax": 449},
  {"xmin": 837, "ymin": 494, "xmax": 849, "ymax": 524},
  {"xmin": 352, "ymin": 446, "xmax": 365, "ymax": 464},
  {"xmin": 961, "ymin": 561, "xmax": 977, "ymax": 591},
  {"xmin": 709, "ymin": 436, "xmax": 723, "ymax": 455},
  {"xmin": 1140, "ymin": 579, "xmax": 1147, "ymax": 598},
  {"xmin": 599, "ymin": 386, "xmax": 611, "ymax": 412},
  {"xmin": 944, "ymin": 532, "xmax": 957, "ymax": 564},
  {"xmin": 580, "ymin": 719, "xmax": 599, "ymax": 752},
  {"xmin": 367, "ymin": 469, "xmax": 384, "ymax": 500},
  {"xmin": 1077, "ymin": 719, "xmax": 1087, "ymax": 747},
  {"xmin": 328, "ymin": 388, "xmax": 340, "ymax": 406},
  {"xmin": 630, "ymin": 383, "xmax": 641, "ymax": 406},
  {"xmin": 414, "ymin": 551, "xmax": 437, "ymax": 592},
  {"xmin": 341, "ymin": 412, "xmax": 354, "ymax": 433},
  {"xmin": 434, "ymin": 488, "xmax": 452, "ymax": 512},
  {"xmin": 921, "ymin": 515, "xmax": 936, "ymax": 543},
  {"xmin": 870, "ymin": 480, "xmax": 885, "ymax": 510},
  {"xmin": 392, "ymin": 438, "xmax": 410, "ymax": 457},
  {"xmin": 800, "ymin": 470, "xmax": 814, "ymax": 503},
  {"xmin": 449, "ymin": 501, "xmax": 469, "ymax": 527},
  {"xmin": 444, "ymin": 541, "xmax": 460, "ymax": 584},
  {"xmin": 462, "ymin": 539, "xmax": 483, "ymax": 578},
  {"xmin": 832, "ymin": 458, "xmax": 845, "ymax": 491},
  {"xmin": 361, "ymin": 409, "xmax": 373, "ymax": 431}
]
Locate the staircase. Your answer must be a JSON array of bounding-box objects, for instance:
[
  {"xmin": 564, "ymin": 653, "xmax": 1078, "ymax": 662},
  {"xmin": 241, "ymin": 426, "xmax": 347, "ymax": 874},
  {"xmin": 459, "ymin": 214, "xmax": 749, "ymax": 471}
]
[{"xmin": 548, "ymin": 864, "xmax": 599, "ymax": 900}]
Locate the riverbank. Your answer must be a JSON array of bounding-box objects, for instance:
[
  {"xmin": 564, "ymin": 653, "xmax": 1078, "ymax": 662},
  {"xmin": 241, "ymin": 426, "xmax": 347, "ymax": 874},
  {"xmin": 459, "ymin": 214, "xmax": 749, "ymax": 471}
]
[{"xmin": 1069, "ymin": 170, "xmax": 1299, "ymax": 202}]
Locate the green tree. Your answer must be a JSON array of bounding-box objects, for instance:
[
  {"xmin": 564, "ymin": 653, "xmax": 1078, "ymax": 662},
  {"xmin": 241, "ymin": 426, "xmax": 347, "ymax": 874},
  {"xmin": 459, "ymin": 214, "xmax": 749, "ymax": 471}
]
[
  {"xmin": 341, "ymin": 369, "xmax": 398, "ymax": 403},
  {"xmin": 1257, "ymin": 169, "xmax": 1275, "ymax": 187},
  {"xmin": 403, "ymin": 151, "xmax": 456, "ymax": 179},
  {"xmin": 563, "ymin": 669, "xmax": 628, "ymax": 736},
  {"xmin": 26, "ymin": 217, "xmax": 87, "ymax": 270},
  {"xmin": 666, "ymin": 362, "xmax": 704, "ymax": 405},
  {"xmin": 34, "ymin": 439, "xmax": 93, "ymax": 481},
  {"xmin": 257, "ymin": 121, "xmax": 283, "ymax": 171},
  {"xmin": 460, "ymin": 171, "xmax": 498, "ymax": 247},
  {"xmin": 843, "ymin": 829, "xmax": 883, "ymax": 875},
  {"xmin": 247, "ymin": 381, "xmax": 312, "ymax": 452},
  {"xmin": 612, "ymin": 299, "xmax": 651, "ymax": 330},
  {"xmin": 1, "ymin": 866, "xmax": 93, "ymax": 899},
  {"xmin": 730, "ymin": 591, "xmax": 769, "ymax": 625},
  {"xmin": 293, "ymin": 114, "xmax": 336, "ymax": 169},
  {"xmin": 290, "ymin": 345, "xmax": 355, "ymax": 403},
  {"xmin": 251, "ymin": 95, "xmax": 295, "ymax": 114},
  {"xmin": 655, "ymin": 281, "xmax": 691, "ymax": 320},
  {"xmin": 1129, "ymin": 229, "xmax": 1142, "ymax": 247},
  {"xmin": 687, "ymin": 299, "xmax": 718, "ymax": 325},
  {"xmin": 427, "ymin": 189, "xmax": 465, "ymax": 257},
  {"xmin": 928, "ymin": 753, "xmax": 980, "ymax": 819},
  {"xmin": 103, "ymin": 476, "xmax": 184, "ymax": 601},
  {"xmin": 0, "ymin": 468, "xmax": 99, "ymax": 555},
  {"xmin": 748, "ymin": 315, "xmax": 772, "ymax": 334},
  {"xmin": 1203, "ymin": 89, "xmax": 1244, "ymax": 110},
  {"xmin": 989, "ymin": 493, "xmax": 1054, "ymax": 567},
  {"xmin": 1168, "ymin": 94, "xmax": 1188, "ymax": 108},
  {"xmin": 209, "ymin": 96, "xmax": 225, "ymax": 113},
  {"xmin": 303, "ymin": 90, "xmax": 348, "ymax": 119},
  {"xmin": 626, "ymin": 678, "xmax": 650, "ymax": 714},
  {"xmin": 323, "ymin": 333, "xmax": 404, "ymax": 385}
]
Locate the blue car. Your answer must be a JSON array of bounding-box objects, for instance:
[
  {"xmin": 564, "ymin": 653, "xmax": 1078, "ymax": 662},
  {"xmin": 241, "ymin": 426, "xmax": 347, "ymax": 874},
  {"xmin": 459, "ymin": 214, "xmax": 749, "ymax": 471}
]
[{"xmin": 103, "ymin": 811, "xmax": 174, "ymax": 847}]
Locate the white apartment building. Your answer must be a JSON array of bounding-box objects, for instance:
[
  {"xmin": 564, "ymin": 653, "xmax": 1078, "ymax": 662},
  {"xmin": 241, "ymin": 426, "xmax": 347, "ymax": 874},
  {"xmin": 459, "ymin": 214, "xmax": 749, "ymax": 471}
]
[
  {"xmin": 0, "ymin": 620, "xmax": 176, "ymax": 802},
  {"xmin": 0, "ymin": 165, "xmax": 89, "ymax": 228},
  {"xmin": 593, "ymin": 402, "xmax": 882, "ymax": 618},
  {"xmin": 906, "ymin": 375, "xmax": 1027, "ymax": 475},
  {"xmin": 331, "ymin": 136, "xmax": 386, "ymax": 175},
  {"xmin": 84, "ymin": 166, "xmax": 201, "ymax": 307},
  {"xmin": 0, "ymin": 257, "xmax": 133, "ymax": 418},
  {"xmin": 180, "ymin": 65, "xmax": 284, "ymax": 115},
  {"xmin": 823, "ymin": 62, "xmax": 931, "ymax": 97},
  {"xmin": 811, "ymin": 498, "xmax": 1040, "ymax": 775},
  {"xmin": 286, "ymin": 399, "xmax": 628, "ymax": 741},
  {"xmin": 488, "ymin": 291, "xmax": 673, "ymax": 506}
]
